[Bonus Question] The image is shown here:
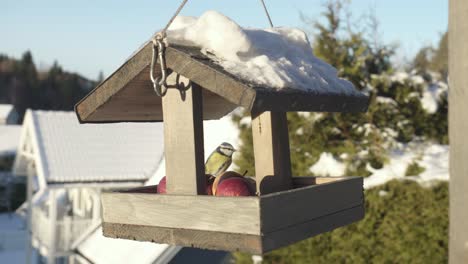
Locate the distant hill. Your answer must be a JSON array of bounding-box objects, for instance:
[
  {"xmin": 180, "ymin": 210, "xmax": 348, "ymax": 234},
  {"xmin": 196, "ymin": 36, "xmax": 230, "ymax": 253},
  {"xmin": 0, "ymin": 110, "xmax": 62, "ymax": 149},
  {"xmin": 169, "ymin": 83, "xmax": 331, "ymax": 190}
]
[{"xmin": 0, "ymin": 51, "xmax": 96, "ymax": 123}]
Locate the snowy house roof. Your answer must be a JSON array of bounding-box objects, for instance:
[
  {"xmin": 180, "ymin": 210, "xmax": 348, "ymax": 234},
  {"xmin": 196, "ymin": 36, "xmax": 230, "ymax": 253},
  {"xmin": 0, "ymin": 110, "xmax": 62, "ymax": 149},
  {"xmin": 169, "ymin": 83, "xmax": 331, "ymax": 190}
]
[
  {"xmin": 75, "ymin": 12, "xmax": 368, "ymax": 124},
  {"xmin": 0, "ymin": 125, "xmax": 21, "ymax": 157},
  {"xmin": 13, "ymin": 110, "xmax": 164, "ymax": 185}
]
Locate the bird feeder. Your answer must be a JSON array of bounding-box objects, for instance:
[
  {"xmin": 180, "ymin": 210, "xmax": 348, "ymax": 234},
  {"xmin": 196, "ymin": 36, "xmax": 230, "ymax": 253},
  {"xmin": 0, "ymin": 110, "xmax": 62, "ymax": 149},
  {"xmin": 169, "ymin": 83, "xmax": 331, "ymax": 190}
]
[{"xmin": 75, "ymin": 42, "xmax": 368, "ymax": 254}]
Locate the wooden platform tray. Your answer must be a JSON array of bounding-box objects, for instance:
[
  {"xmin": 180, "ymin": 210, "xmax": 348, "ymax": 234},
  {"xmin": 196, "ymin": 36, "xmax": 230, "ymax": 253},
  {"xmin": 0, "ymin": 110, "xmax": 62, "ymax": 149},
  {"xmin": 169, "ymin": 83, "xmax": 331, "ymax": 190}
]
[{"xmin": 101, "ymin": 176, "xmax": 364, "ymax": 254}]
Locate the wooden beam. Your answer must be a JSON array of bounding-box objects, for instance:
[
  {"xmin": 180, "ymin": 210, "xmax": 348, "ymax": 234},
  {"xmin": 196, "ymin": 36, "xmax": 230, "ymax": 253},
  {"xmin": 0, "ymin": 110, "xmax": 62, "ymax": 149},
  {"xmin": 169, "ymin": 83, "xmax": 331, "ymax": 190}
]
[
  {"xmin": 251, "ymin": 111, "xmax": 293, "ymax": 195},
  {"xmin": 449, "ymin": 0, "xmax": 468, "ymax": 262},
  {"xmin": 101, "ymin": 193, "xmax": 260, "ymax": 235},
  {"xmin": 260, "ymin": 177, "xmax": 363, "ymax": 232},
  {"xmin": 163, "ymin": 73, "xmax": 206, "ymax": 195}
]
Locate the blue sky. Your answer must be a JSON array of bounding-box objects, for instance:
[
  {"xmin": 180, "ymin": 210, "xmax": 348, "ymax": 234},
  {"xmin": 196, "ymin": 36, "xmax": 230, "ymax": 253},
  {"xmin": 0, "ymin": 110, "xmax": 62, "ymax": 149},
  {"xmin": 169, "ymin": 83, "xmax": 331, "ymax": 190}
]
[{"xmin": 1, "ymin": 0, "xmax": 447, "ymax": 80}]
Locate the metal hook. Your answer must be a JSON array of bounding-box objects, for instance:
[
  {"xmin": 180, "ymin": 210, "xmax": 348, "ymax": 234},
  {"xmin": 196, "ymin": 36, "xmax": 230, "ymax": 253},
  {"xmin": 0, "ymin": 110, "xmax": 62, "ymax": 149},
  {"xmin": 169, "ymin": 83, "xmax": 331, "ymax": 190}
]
[{"xmin": 150, "ymin": 36, "xmax": 168, "ymax": 97}]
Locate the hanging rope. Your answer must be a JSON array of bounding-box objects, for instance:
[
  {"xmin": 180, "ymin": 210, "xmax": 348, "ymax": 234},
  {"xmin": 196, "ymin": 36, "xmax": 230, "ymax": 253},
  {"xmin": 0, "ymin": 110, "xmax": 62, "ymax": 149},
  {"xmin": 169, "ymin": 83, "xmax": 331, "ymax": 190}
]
[
  {"xmin": 259, "ymin": 0, "xmax": 274, "ymax": 27},
  {"xmin": 159, "ymin": 0, "xmax": 189, "ymax": 39},
  {"xmin": 150, "ymin": 0, "xmax": 189, "ymax": 96}
]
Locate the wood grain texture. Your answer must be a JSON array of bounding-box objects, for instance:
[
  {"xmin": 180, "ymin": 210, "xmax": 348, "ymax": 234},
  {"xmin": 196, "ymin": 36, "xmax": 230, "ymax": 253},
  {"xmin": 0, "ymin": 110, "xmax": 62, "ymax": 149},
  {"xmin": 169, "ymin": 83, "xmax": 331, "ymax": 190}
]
[
  {"xmin": 260, "ymin": 177, "xmax": 363, "ymax": 232},
  {"xmin": 75, "ymin": 43, "xmax": 368, "ymax": 124},
  {"xmin": 101, "ymin": 192, "xmax": 260, "ymax": 235},
  {"xmin": 102, "ymin": 204, "xmax": 364, "ymax": 255},
  {"xmin": 251, "ymin": 111, "xmax": 293, "ymax": 194},
  {"xmin": 261, "ymin": 204, "xmax": 364, "ymax": 253},
  {"xmin": 102, "ymin": 223, "xmax": 263, "ymax": 254},
  {"xmin": 449, "ymin": 1, "xmax": 468, "ymax": 263},
  {"xmin": 162, "ymin": 73, "xmax": 206, "ymax": 195},
  {"xmin": 75, "ymin": 43, "xmax": 153, "ymax": 122}
]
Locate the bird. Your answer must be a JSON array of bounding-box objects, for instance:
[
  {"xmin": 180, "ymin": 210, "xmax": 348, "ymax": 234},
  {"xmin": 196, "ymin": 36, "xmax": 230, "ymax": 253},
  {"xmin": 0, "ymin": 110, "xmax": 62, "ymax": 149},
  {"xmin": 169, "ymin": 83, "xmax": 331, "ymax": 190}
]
[{"xmin": 205, "ymin": 142, "xmax": 236, "ymax": 177}]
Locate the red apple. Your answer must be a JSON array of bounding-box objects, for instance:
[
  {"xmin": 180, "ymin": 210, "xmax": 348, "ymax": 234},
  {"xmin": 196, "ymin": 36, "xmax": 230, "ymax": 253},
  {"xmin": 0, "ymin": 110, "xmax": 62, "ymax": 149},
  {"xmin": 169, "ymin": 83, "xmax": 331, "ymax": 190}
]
[
  {"xmin": 158, "ymin": 175, "xmax": 215, "ymax": 195},
  {"xmin": 216, "ymin": 177, "xmax": 252, "ymax": 197},
  {"xmin": 206, "ymin": 183, "xmax": 213, "ymax": 195},
  {"xmin": 212, "ymin": 171, "xmax": 243, "ymax": 195},
  {"xmin": 157, "ymin": 176, "xmax": 166, "ymax": 194}
]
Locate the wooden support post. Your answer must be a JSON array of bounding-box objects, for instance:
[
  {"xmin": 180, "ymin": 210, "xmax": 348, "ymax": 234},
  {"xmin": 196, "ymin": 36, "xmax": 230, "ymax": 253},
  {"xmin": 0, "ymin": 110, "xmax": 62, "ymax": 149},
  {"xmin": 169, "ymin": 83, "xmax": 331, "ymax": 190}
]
[
  {"xmin": 251, "ymin": 111, "xmax": 292, "ymax": 195},
  {"xmin": 449, "ymin": 0, "xmax": 468, "ymax": 262},
  {"xmin": 162, "ymin": 73, "xmax": 205, "ymax": 195}
]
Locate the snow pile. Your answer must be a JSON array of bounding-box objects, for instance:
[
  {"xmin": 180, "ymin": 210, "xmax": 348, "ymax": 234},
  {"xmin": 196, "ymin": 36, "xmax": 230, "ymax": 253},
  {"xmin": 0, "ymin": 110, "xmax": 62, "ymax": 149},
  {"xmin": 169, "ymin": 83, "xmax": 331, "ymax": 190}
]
[
  {"xmin": 166, "ymin": 11, "xmax": 356, "ymax": 93},
  {"xmin": 309, "ymin": 152, "xmax": 346, "ymax": 177},
  {"xmin": 307, "ymin": 143, "xmax": 448, "ymax": 189},
  {"xmin": 364, "ymin": 143, "xmax": 448, "ymax": 189},
  {"xmin": 421, "ymin": 82, "xmax": 448, "ymax": 114},
  {"xmin": 382, "ymin": 71, "xmax": 448, "ymax": 114}
]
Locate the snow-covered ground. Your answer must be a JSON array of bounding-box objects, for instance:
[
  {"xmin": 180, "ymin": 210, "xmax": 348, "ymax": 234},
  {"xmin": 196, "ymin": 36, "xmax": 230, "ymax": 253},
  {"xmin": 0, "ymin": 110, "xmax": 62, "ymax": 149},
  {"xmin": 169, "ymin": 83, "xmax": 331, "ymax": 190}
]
[
  {"xmin": 364, "ymin": 143, "xmax": 448, "ymax": 188},
  {"xmin": 308, "ymin": 142, "xmax": 449, "ymax": 189},
  {"xmin": 382, "ymin": 71, "xmax": 448, "ymax": 114}
]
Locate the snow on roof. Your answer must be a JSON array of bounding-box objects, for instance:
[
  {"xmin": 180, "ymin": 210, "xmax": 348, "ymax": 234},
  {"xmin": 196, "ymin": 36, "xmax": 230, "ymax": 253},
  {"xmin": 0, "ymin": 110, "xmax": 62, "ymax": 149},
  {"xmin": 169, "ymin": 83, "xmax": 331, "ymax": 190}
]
[
  {"xmin": 0, "ymin": 125, "xmax": 21, "ymax": 157},
  {"xmin": 78, "ymin": 227, "xmax": 180, "ymax": 264},
  {"xmin": 25, "ymin": 110, "xmax": 164, "ymax": 183},
  {"xmin": 165, "ymin": 11, "xmax": 356, "ymax": 94},
  {"xmin": 0, "ymin": 104, "xmax": 14, "ymax": 120}
]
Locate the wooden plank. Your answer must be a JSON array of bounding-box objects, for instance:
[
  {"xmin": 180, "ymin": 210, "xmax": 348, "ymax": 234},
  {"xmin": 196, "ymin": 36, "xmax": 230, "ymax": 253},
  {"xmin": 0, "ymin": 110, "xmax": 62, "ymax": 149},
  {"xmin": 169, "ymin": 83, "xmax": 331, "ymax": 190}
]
[
  {"xmin": 83, "ymin": 66, "xmax": 237, "ymax": 122},
  {"xmin": 101, "ymin": 192, "xmax": 261, "ymax": 235},
  {"xmin": 103, "ymin": 223, "xmax": 263, "ymax": 254},
  {"xmin": 251, "ymin": 111, "xmax": 293, "ymax": 194},
  {"xmin": 292, "ymin": 176, "xmax": 347, "ymax": 186},
  {"xmin": 260, "ymin": 177, "xmax": 363, "ymax": 232},
  {"xmin": 449, "ymin": 1, "xmax": 468, "ymax": 263},
  {"xmin": 75, "ymin": 43, "xmax": 153, "ymax": 122},
  {"xmin": 165, "ymin": 45, "xmax": 257, "ymax": 109},
  {"xmin": 102, "ymin": 204, "xmax": 364, "ymax": 255},
  {"xmin": 261, "ymin": 204, "xmax": 364, "ymax": 253},
  {"xmin": 162, "ymin": 73, "xmax": 206, "ymax": 195},
  {"xmin": 252, "ymin": 89, "xmax": 369, "ymax": 114}
]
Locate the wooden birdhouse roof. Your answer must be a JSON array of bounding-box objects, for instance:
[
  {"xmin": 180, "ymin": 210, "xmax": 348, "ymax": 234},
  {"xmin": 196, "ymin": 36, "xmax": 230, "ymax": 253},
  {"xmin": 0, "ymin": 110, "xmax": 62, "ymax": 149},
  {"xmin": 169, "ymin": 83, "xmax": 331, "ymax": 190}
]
[{"xmin": 75, "ymin": 42, "xmax": 369, "ymax": 123}]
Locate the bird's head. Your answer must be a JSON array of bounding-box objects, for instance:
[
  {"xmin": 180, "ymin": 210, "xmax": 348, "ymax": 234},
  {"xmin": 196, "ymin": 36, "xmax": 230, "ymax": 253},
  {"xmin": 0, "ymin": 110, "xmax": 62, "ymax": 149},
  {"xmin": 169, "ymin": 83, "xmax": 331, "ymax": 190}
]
[{"xmin": 218, "ymin": 142, "xmax": 236, "ymax": 157}]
